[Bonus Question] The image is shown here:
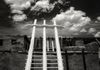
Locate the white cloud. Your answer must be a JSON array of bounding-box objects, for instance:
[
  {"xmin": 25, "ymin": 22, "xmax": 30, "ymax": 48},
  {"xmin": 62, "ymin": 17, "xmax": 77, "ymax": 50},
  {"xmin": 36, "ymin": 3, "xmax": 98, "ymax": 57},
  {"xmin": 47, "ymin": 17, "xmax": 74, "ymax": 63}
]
[
  {"xmin": 31, "ymin": 0, "xmax": 55, "ymax": 12},
  {"xmin": 88, "ymin": 28, "xmax": 96, "ymax": 34},
  {"xmin": 95, "ymin": 32, "xmax": 100, "ymax": 37},
  {"xmin": 5, "ymin": 0, "xmax": 31, "ymax": 4},
  {"xmin": 10, "ymin": 1, "xmax": 31, "ymax": 10},
  {"xmin": 5, "ymin": 0, "xmax": 15, "ymax": 4},
  {"xmin": 13, "ymin": 14, "xmax": 27, "ymax": 21},
  {"xmin": 11, "ymin": 9, "xmax": 23, "ymax": 14},
  {"xmin": 80, "ymin": 28, "xmax": 87, "ymax": 32},
  {"xmin": 97, "ymin": 16, "xmax": 100, "ymax": 21},
  {"xmin": 73, "ymin": 32, "xmax": 79, "ymax": 35},
  {"xmin": 20, "ymin": 1, "xmax": 31, "ymax": 9},
  {"xmin": 5, "ymin": 0, "xmax": 31, "ymax": 21},
  {"xmin": 53, "ymin": 7, "xmax": 91, "ymax": 32},
  {"xmin": 5, "ymin": 0, "xmax": 31, "ymax": 11},
  {"xmin": 35, "ymin": 0, "xmax": 49, "ymax": 9}
]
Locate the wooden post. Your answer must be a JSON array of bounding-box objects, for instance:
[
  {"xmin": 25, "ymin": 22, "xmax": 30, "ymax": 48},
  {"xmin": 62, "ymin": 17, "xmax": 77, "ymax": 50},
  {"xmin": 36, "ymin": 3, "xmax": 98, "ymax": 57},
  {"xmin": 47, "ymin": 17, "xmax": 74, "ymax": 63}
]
[
  {"xmin": 82, "ymin": 49, "xmax": 87, "ymax": 70},
  {"xmin": 65, "ymin": 50, "xmax": 69, "ymax": 70},
  {"xmin": 53, "ymin": 20, "xmax": 64, "ymax": 70},
  {"xmin": 25, "ymin": 19, "xmax": 37, "ymax": 70},
  {"xmin": 47, "ymin": 39, "xmax": 49, "ymax": 51},
  {"xmin": 99, "ymin": 48, "xmax": 100, "ymax": 64},
  {"xmin": 51, "ymin": 40, "xmax": 55, "ymax": 51},
  {"xmin": 43, "ymin": 20, "xmax": 47, "ymax": 70}
]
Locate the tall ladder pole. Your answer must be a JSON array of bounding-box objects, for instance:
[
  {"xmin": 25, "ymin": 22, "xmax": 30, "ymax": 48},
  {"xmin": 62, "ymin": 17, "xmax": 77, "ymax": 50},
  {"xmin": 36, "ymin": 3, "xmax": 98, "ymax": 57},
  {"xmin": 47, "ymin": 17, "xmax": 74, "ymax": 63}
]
[
  {"xmin": 51, "ymin": 40, "xmax": 55, "ymax": 51},
  {"xmin": 25, "ymin": 19, "xmax": 37, "ymax": 70},
  {"xmin": 53, "ymin": 20, "xmax": 64, "ymax": 70},
  {"xmin": 47, "ymin": 40, "xmax": 49, "ymax": 51},
  {"xmin": 43, "ymin": 20, "xmax": 47, "ymax": 70}
]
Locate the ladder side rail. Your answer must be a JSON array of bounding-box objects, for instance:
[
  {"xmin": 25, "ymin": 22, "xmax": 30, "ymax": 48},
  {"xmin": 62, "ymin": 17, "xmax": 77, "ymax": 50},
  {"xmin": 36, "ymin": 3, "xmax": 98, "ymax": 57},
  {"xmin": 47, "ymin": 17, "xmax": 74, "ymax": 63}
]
[
  {"xmin": 53, "ymin": 20, "xmax": 64, "ymax": 70},
  {"xmin": 47, "ymin": 40, "xmax": 49, "ymax": 51},
  {"xmin": 25, "ymin": 19, "xmax": 37, "ymax": 70},
  {"xmin": 43, "ymin": 20, "xmax": 47, "ymax": 70},
  {"xmin": 51, "ymin": 40, "xmax": 55, "ymax": 51}
]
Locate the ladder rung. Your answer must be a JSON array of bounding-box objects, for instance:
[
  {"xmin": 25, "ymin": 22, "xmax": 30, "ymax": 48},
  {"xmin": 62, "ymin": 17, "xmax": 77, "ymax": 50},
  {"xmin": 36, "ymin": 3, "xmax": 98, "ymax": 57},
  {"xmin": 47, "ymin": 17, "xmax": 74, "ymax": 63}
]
[
  {"xmin": 32, "ymin": 56, "xmax": 42, "ymax": 59},
  {"xmin": 31, "ymin": 67, "xmax": 42, "ymax": 68},
  {"xmin": 46, "ymin": 51, "xmax": 55, "ymax": 53},
  {"xmin": 47, "ymin": 52, "xmax": 57, "ymax": 55},
  {"xmin": 32, "ymin": 59, "xmax": 42, "ymax": 61},
  {"xmin": 32, "ymin": 55, "xmax": 42, "ymax": 57},
  {"xmin": 47, "ymin": 51, "xmax": 57, "ymax": 53},
  {"xmin": 47, "ymin": 59, "xmax": 57, "ymax": 61},
  {"xmin": 33, "ymin": 55, "xmax": 57, "ymax": 57},
  {"xmin": 32, "ymin": 59, "xmax": 57, "ymax": 61},
  {"xmin": 33, "ymin": 52, "xmax": 42, "ymax": 53},
  {"xmin": 47, "ymin": 55, "xmax": 57, "ymax": 57},
  {"xmin": 47, "ymin": 67, "xmax": 58, "ymax": 68},
  {"xmin": 33, "ymin": 52, "xmax": 56, "ymax": 53},
  {"xmin": 47, "ymin": 63, "xmax": 58, "ymax": 64},
  {"xmin": 31, "ymin": 63, "xmax": 58, "ymax": 65},
  {"xmin": 31, "ymin": 63, "xmax": 42, "ymax": 64},
  {"xmin": 32, "ymin": 55, "xmax": 58, "ymax": 57},
  {"xmin": 32, "ymin": 57, "xmax": 42, "ymax": 59}
]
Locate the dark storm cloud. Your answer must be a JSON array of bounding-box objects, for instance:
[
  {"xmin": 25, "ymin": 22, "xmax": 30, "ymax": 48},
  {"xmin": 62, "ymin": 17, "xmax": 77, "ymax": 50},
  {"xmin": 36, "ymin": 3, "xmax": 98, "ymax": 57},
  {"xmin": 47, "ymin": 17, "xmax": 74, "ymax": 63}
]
[
  {"xmin": 71, "ymin": 0, "xmax": 100, "ymax": 19},
  {"xmin": 4, "ymin": 0, "xmax": 71, "ymax": 21},
  {"xmin": 0, "ymin": 0, "xmax": 12, "ymax": 27},
  {"xmin": 0, "ymin": 0, "xmax": 100, "ymax": 37},
  {"xmin": 4, "ymin": 0, "xmax": 100, "ymax": 21},
  {"xmin": 2, "ymin": 0, "xmax": 100, "ymax": 22}
]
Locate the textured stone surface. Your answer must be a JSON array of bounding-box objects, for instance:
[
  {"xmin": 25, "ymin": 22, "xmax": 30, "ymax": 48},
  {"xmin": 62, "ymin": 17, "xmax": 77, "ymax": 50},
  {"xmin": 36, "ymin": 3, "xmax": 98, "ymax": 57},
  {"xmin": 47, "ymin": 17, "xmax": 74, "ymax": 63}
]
[
  {"xmin": 0, "ymin": 52, "xmax": 26, "ymax": 70},
  {"xmin": 85, "ymin": 54, "xmax": 100, "ymax": 70},
  {"xmin": 0, "ymin": 51, "xmax": 99, "ymax": 70},
  {"xmin": 68, "ymin": 54, "xmax": 84, "ymax": 70}
]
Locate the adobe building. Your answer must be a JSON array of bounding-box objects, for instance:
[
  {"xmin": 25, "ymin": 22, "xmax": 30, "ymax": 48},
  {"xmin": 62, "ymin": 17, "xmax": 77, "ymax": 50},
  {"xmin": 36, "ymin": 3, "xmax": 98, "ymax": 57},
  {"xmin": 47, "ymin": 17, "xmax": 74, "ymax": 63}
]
[
  {"xmin": 0, "ymin": 35, "xmax": 100, "ymax": 70},
  {"xmin": 32, "ymin": 37, "xmax": 100, "ymax": 51},
  {"xmin": 0, "ymin": 35, "xmax": 30, "ymax": 52}
]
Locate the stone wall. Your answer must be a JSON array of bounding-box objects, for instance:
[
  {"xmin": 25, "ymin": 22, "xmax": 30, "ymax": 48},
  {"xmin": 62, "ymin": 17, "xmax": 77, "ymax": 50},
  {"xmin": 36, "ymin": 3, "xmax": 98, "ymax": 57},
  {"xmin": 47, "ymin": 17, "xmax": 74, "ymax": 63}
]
[
  {"xmin": 0, "ymin": 35, "xmax": 25, "ymax": 51},
  {"xmin": 0, "ymin": 52, "xmax": 26, "ymax": 70}
]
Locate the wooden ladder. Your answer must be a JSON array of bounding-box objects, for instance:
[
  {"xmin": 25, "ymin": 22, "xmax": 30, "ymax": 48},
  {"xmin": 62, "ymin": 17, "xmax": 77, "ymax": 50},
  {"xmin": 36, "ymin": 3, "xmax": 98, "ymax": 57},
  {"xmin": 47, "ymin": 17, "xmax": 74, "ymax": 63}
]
[{"xmin": 25, "ymin": 19, "xmax": 64, "ymax": 70}]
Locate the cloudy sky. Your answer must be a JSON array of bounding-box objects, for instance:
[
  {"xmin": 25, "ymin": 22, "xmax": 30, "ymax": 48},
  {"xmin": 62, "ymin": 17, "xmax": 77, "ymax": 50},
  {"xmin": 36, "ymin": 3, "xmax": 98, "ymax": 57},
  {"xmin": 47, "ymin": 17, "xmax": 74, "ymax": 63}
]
[{"xmin": 0, "ymin": 0, "xmax": 100, "ymax": 37}]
